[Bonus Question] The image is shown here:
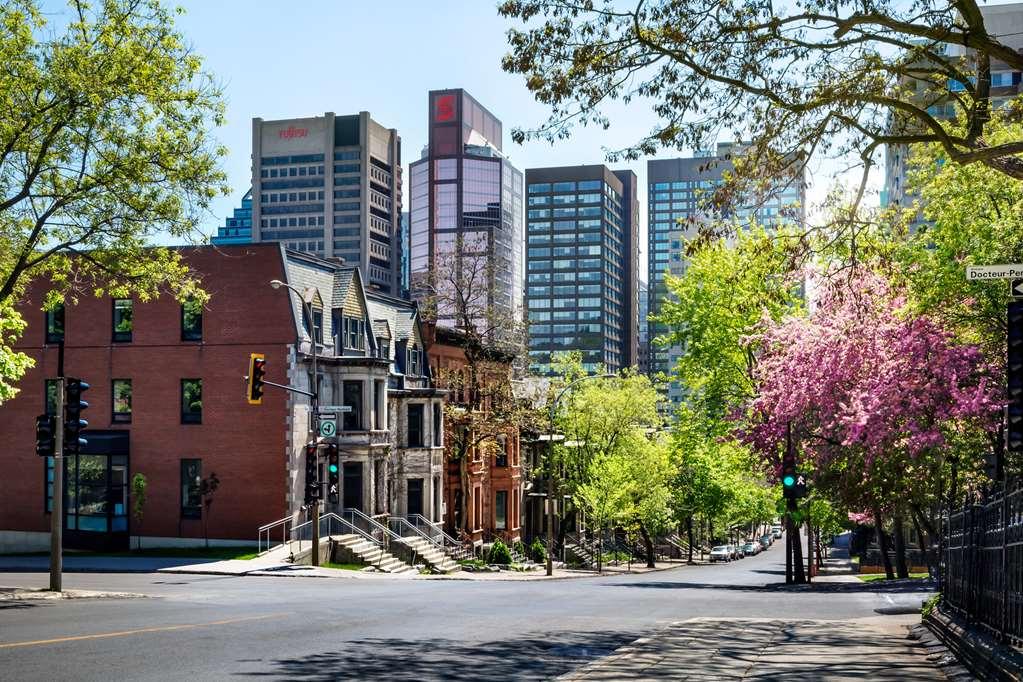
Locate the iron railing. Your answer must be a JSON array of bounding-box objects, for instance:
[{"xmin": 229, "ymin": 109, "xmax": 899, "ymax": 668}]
[
  {"xmin": 406, "ymin": 514, "xmax": 472, "ymax": 560},
  {"xmin": 942, "ymin": 481, "xmax": 1023, "ymax": 647}
]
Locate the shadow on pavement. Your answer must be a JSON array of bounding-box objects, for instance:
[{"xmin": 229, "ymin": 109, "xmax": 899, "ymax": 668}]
[{"xmin": 238, "ymin": 630, "xmax": 640, "ymax": 681}]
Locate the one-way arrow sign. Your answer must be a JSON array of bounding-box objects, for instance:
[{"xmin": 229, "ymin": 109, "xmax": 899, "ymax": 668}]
[{"xmin": 1012, "ymin": 278, "xmax": 1023, "ymax": 299}]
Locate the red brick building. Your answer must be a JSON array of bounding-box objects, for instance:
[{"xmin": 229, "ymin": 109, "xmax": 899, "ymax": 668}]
[
  {"xmin": 424, "ymin": 324, "xmax": 522, "ymax": 547},
  {"xmin": 0, "ymin": 245, "xmax": 293, "ymax": 551}
]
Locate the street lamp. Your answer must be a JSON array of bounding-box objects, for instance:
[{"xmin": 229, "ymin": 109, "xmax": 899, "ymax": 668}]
[
  {"xmin": 545, "ymin": 372, "xmax": 614, "ymax": 576},
  {"xmin": 270, "ymin": 279, "xmax": 321, "ymax": 565}
]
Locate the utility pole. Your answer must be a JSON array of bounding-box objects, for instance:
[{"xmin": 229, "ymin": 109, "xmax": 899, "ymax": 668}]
[{"xmin": 50, "ymin": 377, "xmax": 64, "ymax": 592}]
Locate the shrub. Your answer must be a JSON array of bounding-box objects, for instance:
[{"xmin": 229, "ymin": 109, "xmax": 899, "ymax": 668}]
[
  {"xmin": 529, "ymin": 538, "xmax": 547, "ymax": 563},
  {"xmin": 921, "ymin": 594, "xmax": 940, "ymax": 619},
  {"xmin": 487, "ymin": 540, "xmax": 513, "ymax": 564},
  {"xmin": 512, "ymin": 540, "xmax": 526, "ymax": 557}
]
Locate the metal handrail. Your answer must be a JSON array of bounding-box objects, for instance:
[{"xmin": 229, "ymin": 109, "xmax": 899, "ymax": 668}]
[
  {"xmin": 388, "ymin": 515, "xmax": 442, "ymax": 547},
  {"xmin": 405, "ymin": 514, "xmax": 472, "ymax": 559},
  {"xmin": 258, "ymin": 508, "xmax": 309, "ymax": 555},
  {"xmin": 293, "ymin": 512, "xmax": 378, "ymax": 547},
  {"xmin": 341, "ymin": 508, "xmax": 402, "ymax": 547}
]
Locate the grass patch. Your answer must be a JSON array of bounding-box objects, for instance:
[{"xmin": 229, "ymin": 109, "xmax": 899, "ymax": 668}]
[
  {"xmin": 856, "ymin": 572, "xmax": 929, "ymax": 583},
  {"xmin": 322, "ymin": 562, "xmax": 364, "ymax": 571}
]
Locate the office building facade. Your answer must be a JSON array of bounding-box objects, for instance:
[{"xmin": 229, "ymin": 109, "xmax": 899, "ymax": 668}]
[
  {"xmin": 409, "ymin": 89, "xmax": 524, "ymax": 325},
  {"xmin": 244, "ymin": 111, "xmax": 404, "ymax": 296},
  {"xmin": 647, "ymin": 144, "xmax": 804, "ymax": 405},
  {"xmin": 523, "ymin": 165, "xmax": 638, "ymax": 375}
]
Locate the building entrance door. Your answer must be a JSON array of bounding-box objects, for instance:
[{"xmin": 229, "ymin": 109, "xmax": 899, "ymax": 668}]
[
  {"xmin": 63, "ymin": 431, "xmax": 130, "ymax": 551},
  {"xmin": 407, "ymin": 479, "xmax": 424, "ymax": 517},
  {"xmin": 343, "ymin": 462, "xmax": 363, "ymax": 512}
]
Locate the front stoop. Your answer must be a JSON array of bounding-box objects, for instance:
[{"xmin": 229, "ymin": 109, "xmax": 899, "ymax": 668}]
[
  {"xmin": 331, "ymin": 535, "xmax": 417, "ymax": 574},
  {"xmin": 394, "ymin": 537, "xmax": 460, "ymax": 574}
]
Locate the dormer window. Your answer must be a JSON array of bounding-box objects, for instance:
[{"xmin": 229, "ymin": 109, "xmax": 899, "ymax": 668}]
[
  {"xmin": 377, "ymin": 337, "xmax": 389, "ymax": 359},
  {"xmin": 303, "ymin": 306, "xmax": 323, "ymax": 344},
  {"xmin": 407, "ymin": 344, "xmax": 421, "ymax": 376},
  {"xmin": 344, "ymin": 317, "xmax": 365, "ymax": 351}
]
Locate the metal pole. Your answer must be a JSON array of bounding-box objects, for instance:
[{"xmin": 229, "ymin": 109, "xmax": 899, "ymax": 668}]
[
  {"xmin": 50, "ymin": 377, "xmax": 64, "ymax": 592},
  {"xmin": 546, "ymin": 402, "xmax": 555, "ymax": 577},
  {"xmin": 309, "ymin": 302, "xmax": 319, "ymax": 567}
]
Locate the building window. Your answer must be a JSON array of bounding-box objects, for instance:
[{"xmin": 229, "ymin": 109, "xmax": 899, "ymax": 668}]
[
  {"xmin": 181, "ymin": 459, "xmax": 202, "ymax": 519},
  {"xmin": 496, "ymin": 435, "xmax": 508, "ymax": 467},
  {"xmin": 112, "ymin": 379, "xmax": 132, "ymax": 423},
  {"xmin": 112, "ymin": 299, "xmax": 133, "ymax": 342},
  {"xmin": 407, "ymin": 344, "xmax": 421, "ymax": 376},
  {"xmin": 45, "ymin": 304, "xmax": 64, "ymax": 344},
  {"xmin": 181, "ymin": 300, "xmax": 203, "ymax": 341},
  {"xmin": 433, "ymin": 402, "xmax": 442, "ymax": 447},
  {"xmin": 407, "ymin": 404, "xmax": 424, "ymax": 447},
  {"xmin": 345, "ymin": 317, "xmax": 364, "ymax": 350},
  {"xmin": 342, "ymin": 380, "xmax": 362, "ymax": 431},
  {"xmin": 181, "ymin": 379, "xmax": 202, "ymax": 424},
  {"xmin": 304, "ymin": 307, "xmax": 323, "ymax": 344},
  {"xmin": 495, "ymin": 490, "xmax": 508, "ymax": 530}
]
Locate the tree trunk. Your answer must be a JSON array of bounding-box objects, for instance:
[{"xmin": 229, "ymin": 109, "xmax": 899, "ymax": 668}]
[
  {"xmin": 892, "ymin": 514, "xmax": 910, "ymax": 579},
  {"xmin": 873, "ymin": 506, "xmax": 895, "ymax": 580},
  {"xmin": 639, "ymin": 523, "xmax": 656, "ymax": 568},
  {"xmin": 686, "ymin": 514, "xmax": 695, "ymax": 564}
]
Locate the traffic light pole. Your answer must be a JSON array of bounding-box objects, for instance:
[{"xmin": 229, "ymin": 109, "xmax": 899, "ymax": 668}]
[
  {"xmin": 307, "ymin": 301, "xmax": 319, "ymax": 567},
  {"xmin": 50, "ymin": 377, "xmax": 64, "ymax": 592}
]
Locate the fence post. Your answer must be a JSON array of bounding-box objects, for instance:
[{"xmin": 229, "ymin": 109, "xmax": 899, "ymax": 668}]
[{"xmin": 1001, "ymin": 486, "xmax": 1009, "ymax": 642}]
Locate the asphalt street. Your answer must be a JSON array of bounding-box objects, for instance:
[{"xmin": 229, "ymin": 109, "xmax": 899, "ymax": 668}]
[{"xmin": 0, "ymin": 540, "xmax": 935, "ymax": 681}]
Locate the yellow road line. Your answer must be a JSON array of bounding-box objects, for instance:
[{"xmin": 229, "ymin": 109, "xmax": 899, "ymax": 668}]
[{"xmin": 0, "ymin": 612, "xmax": 291, "ymax": 649}]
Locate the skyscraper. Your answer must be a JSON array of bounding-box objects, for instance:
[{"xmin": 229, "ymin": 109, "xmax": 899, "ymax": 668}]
[
  {"xmin": 637, "ymin": 279, "xmax": 650, "ymax": 376},
  {"xmin": 409, "ymin": 90, "xmax": 524, "ymax": 326},
  {"xmin": 647, "ymin": 143, "xmax": 804, "ymax": 405},
  {"xmin": 523, "ymin": 165, "xmax": 638, "ymax": 375},
  {"xmin": 243, "ymin": 111, "xmax": 404, "ymax": 296}
]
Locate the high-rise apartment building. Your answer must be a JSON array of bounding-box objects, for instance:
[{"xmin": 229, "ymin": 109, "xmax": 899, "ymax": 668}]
[
  {"xmin": 523, "ymin": 165, "xmax": 638, "ymax": 375},
  {"xmin": 637, "ymin": 279, "xmax": 650, "ymax": 376},
  {"xmin": 212, "ymin": 191, "xmax": 253, "ymax": 245},
  {"xmin": 238, "ymin": 111, "xmax": 403, "ymax": 296},
  {"xmin": 409, "ymin": 90, "xmax": 524, "ymax": 325},
  {"xmin": 647, "ymin": 144, "xmax": 804, "ymax": 405}
]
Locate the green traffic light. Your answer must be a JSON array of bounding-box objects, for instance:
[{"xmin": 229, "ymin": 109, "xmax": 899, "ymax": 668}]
[
  {"xmin": 328, "ymin": 464, "xmax": 339, "ymax": 474},
  {"xmin": 782, "ymin": 475, "xmax": 795, "ymax": 487}
]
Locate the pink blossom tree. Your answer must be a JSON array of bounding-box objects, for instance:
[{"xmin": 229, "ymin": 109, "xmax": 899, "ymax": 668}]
[{"xmin": 740, "ymin": 269, "xmax": 1002, "ymax": 576}]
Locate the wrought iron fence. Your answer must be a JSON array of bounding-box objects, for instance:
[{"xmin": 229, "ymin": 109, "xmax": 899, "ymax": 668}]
[{"xmin": 942, "ymin": 481, "xmax": 1023, "ymax": 647}]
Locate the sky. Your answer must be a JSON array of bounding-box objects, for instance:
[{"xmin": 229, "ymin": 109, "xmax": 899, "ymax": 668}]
[{"xmin": 42, "ymin": 0, "xmax": 866, "ymax": 280}]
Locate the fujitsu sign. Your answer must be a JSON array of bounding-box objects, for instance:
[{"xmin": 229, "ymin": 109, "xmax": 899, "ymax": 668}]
[{"xmin": 278, "ymin": 126, "xmax": 308, "ymax": 139}]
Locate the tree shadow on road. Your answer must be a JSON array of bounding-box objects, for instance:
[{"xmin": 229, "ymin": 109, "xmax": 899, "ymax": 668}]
[{"xmin": 237, "ymin": 629, "xmax": 640, "ymax": 681}]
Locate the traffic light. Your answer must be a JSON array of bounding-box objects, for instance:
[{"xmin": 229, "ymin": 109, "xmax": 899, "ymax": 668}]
[
  {"xmin": 64, "ymin": 378, "xmax": 89, "ymax": 456},
  {"xmin": 35, "ymin": 414, "xmax": 55, "ymax": 457},
  {"xmin": 247, "ymin": 353, "xmax": 266, "ymax": 405},
  {"xmin": 327, "ymin": 444, "xmax": 339, "ymax": 504},
  {"xmin": 304, "ymin": 444, "xmax": 320, "ymax": 505},
  {"xmin": 1007, "ymin": 301, "xmax": 1023, "ymax": 457}
]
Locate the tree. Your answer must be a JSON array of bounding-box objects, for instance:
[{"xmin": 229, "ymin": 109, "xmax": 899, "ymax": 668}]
[
  {"xmin": 131, "ymin": 472, "xmax": 147, "ymax": 550},
  {"xmin": 0, "ymin": 0, "xmax": 227, "ymax": 400},
  {"xmin": 739, "ymin": 268, "xmax": 1002, "ymax": 574},
  {"xmin": 199, "ymin": 472, "xmax": 220, "ymax": 549},
  {"xmin": 500, "ymin": 0, "xmax": 1023, "ymax": 189},
  {"xmin": 418, "ymin": 235, "xmax": 533, "ymax": 534}
]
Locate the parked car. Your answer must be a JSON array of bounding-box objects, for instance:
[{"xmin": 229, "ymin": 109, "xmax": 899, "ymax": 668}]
[
  {"xmin": 742, "ymin": 542, "xmax": 759, "ymax": 555},
  {"xmin": 710, "ymin": 545, "xmax": 732, "ymax": 562},
  {"xmin": 733, "ymin": 544, "xmax": 745, "ymax": 559},
  {"xmin": 771, "ymin": 526, "xmax": 783, "ymax": 539},
  {"xmin": 759, "ymin": 535, "xmax": 772, "ymax": 550}
]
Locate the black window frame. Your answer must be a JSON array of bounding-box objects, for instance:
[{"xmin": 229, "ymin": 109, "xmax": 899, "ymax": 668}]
[
  {"xmin": 495, "ymin": 490, "xmax": 508, "ymax": 530},
  {"xmin": 181, "ymin": 299, "xmax": 203, "ymax": 342},
  {"xmin": 180, "ymin": 378, "xmax": 202, "ymax": 424},
  {"xmin": 112, "ymin": 298, "xmax": 133, "ymax": 343},
  {"xmin": 342, "ymin": 380, "xmax": 362, "ymax": 431},
  {"xmin": 112, "ymin": 378, "xmax": 132, "ymax": 423},
  {"xmin": 45, "ymin": 304, "xmax": 65, "ymax": 344},
  {"xmin": 432, "ymin": 403, "xmax": 442, "ymax": 447},
  {"xmin": 407, "ymin": 404, "xmax": 424, "ymax": 447},
  {"xmin": 180, "ymin": 459, "xmax": 202, "ymax": 519}
]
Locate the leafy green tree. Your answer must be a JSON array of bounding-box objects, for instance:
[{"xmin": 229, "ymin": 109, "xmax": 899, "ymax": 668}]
[
  {"xmin": 0, "ymin": 0, "xmax": 227, "ymax": 400},
  {"xmin": 131, "ymin": 473, "xmax": 147, "ymax": 550},
  {"xmin": 500, "ymin": 0, "xmax": 1023, "ymax": 182}
]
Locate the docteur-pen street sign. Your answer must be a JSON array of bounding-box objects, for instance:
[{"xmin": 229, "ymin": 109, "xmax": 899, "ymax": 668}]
[{"xmin": 966, "ymin": 264, "xmax": 1023, "ymax": 281}]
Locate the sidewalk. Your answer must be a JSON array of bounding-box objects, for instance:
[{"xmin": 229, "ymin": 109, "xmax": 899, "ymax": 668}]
[{"xmin": 558, "ymin": 616, "xmax": 945, "ymax": 680}]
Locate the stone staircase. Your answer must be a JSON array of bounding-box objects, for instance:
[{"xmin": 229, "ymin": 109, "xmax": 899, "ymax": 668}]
[
  {"xmin": 564, "ymin": 537, "xmax": 599, "ymax": 568},
  {"xmin": 398, "ymin": 537, "xmax": 460, "ymax": 574},
  {"xmin": 332, "ymin": 534, "xmax": 417, "ymax": 574}
]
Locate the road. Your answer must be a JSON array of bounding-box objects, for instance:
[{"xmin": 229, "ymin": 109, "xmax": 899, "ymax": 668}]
[{"xmin": 0, "ymin": 542, "xmax": 935, "ymax": 680}]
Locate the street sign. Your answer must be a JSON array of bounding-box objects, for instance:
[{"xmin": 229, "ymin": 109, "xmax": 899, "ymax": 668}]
[
  {"xmin": 1011, "ymin": 278, "xmax": 1023, "ymax": 299},
  {"xmin": 319, "ymin": 405, "xmax": 353, "ymax": 413},
  {"xmin": 317, "ymin": 414, "xmax": 337, "ymax": 438},
  {"xmin": 966, "ymin": 264, "xmax": 1023, "ymax": 281}
]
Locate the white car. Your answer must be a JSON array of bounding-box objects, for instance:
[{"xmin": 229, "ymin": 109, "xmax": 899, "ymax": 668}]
[{"xmin": 710, "ymin": 545, "xmax": 732, "ymax": 562}]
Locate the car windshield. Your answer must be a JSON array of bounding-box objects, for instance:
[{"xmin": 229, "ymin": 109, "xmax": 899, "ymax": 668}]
[{"xmin": 712, "ymin": 546, "xmax": 728, "ymax": 551}]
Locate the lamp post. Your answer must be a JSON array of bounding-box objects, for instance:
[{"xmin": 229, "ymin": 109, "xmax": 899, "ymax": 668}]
[
  {"xmin": 546, "ymin": 373, "xmax": 614, "ymax": 576},
  {"xmin": 270, "ymin": 279, "xmax": 320, "ymax": 565}
]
